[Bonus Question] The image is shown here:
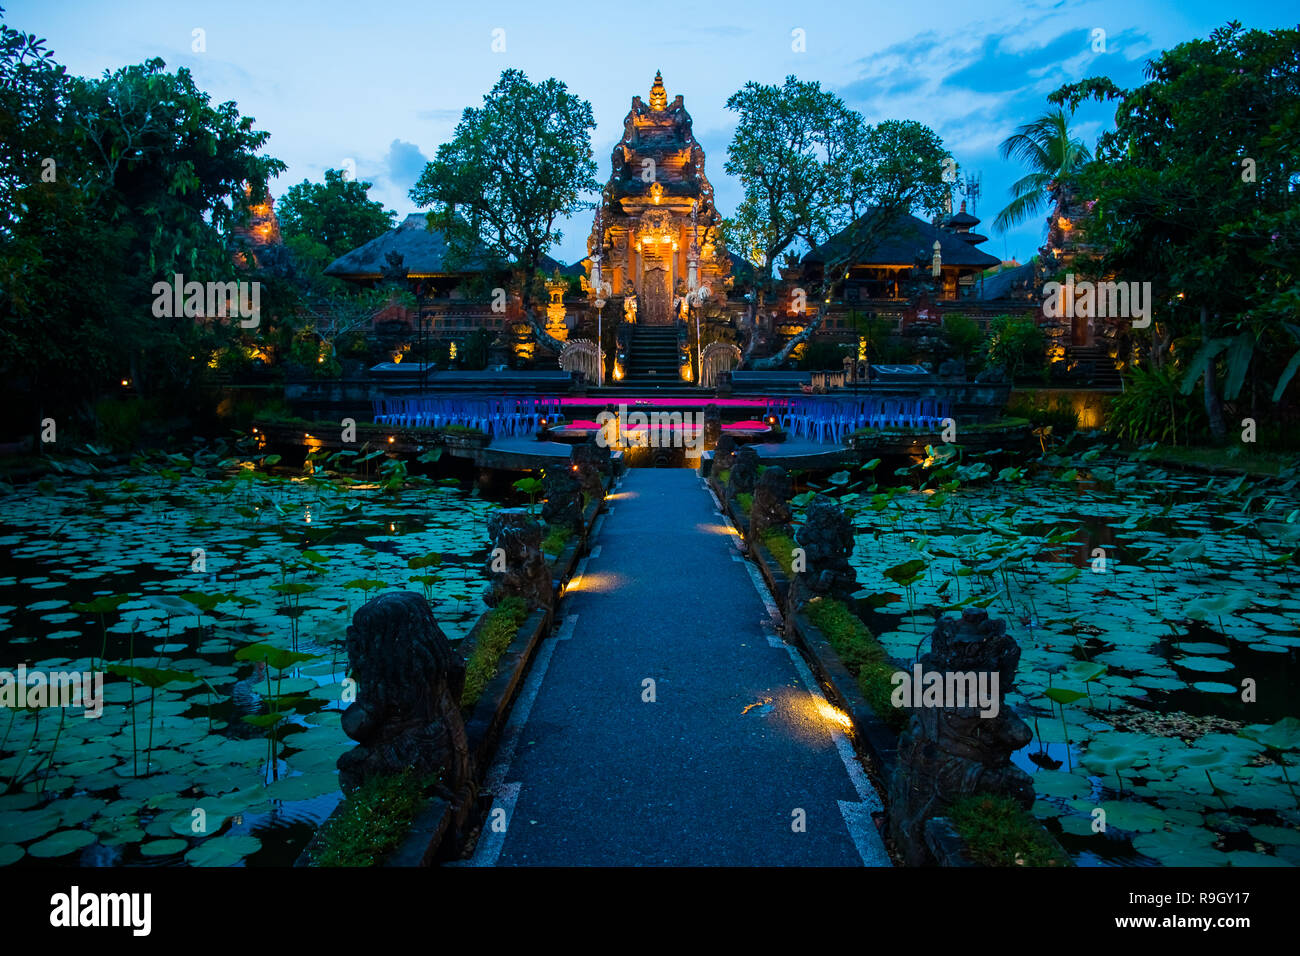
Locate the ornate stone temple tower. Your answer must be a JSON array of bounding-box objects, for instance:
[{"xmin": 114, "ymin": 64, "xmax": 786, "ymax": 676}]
[{"xmin": 584, "ymin": 72, "xmax": 732, "ymax": 325}]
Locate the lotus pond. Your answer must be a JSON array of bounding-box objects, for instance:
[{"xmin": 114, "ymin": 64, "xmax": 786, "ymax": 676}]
[
  {"xmin": 0, "ymin": 444, "xmax": 495, "ymax": 867},
  {"xmin": 833, "ymin": 441, "xmax": 1300, "ymax": 866}
]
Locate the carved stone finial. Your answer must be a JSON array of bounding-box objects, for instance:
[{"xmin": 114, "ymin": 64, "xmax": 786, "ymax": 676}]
[
  {"xmin": 887, "ymin": 608, "xmax": 1035, "ymax": 866},
  {"xmin": 649, "ymin": 70, "xmax": 667, "ymax": 111},
  {"xmin": 337, "ymin": 591, "xmax": 471, "ymax": 801}
]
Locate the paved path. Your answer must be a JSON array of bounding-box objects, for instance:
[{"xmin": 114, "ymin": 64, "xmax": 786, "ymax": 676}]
[{"xmin": 468, "ymin": 469, "xmax": 890, "ymax": 867}]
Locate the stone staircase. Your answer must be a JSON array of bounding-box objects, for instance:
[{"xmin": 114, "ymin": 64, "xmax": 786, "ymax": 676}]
[
  {"xmin": 621, "ymin": 325, "xmax": 683, "ymax": 387},
  {"xmin": 1066, "ymin": 344, "xmax": 1123, "ymax": 390}
]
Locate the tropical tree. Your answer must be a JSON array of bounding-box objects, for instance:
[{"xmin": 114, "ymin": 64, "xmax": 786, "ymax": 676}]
[
  {"xmin": 991, "ymin": 107, "xmax": 1092, "ymax": 234},
  {"xmin": 276, "ymin": 167, "xmax": 396, "ymax": 274},
  {"xmin": 1052, "ymin": 21, "xmax": 1300, "ymax": 443},
  {"xmin": 408, "ymin": 69, "xmax": 598, "ymax": 348},
  {"xmin": 0, "ymin": 12, "xmax": 284, "ymax": 435},
  {"xmin": 723, "ymin": 76, "xmax": 951, "ymax": 368}
]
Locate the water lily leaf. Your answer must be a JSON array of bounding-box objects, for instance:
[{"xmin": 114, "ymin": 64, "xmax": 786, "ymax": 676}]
[
  {"xmin": 234, "ymin": 643, "xmax": 319, "ymax": 672},
  {"xmin": 1176, "ymin": 656, "xmax": 1234, "ymax": 673},
  {"xmin": 1097, "ymin": 800, "xmax": 1166, "ymax": 832},
  {"xmin": 1242, "ymin": 717, "xmax": 1300, "ymax": 752},
  {"xmin": 1192, "ymin": 681, "xmax": 1238, "ymax": 694},
  {"xmin": 140, "ymin": 838, "xmax": 188, "ymax": 857},
  {"xmin": 0, "ymin": 844, "xmax": 23, "ymax": 866},
  {"xmin": 69, "ymin": 594, "xmax": 130, "ymax": 615},
  {"xmin": 184, "ymin": 834, "xmax": 262, "ymax": 867},
  {"xmin": 1044, "ymin": 686, "xmax": 1088, "ymax": 706},
  {"xmin": 27, "ymin": 829, "xmax": 97, "ymax": 858},
  {"xmin": 106, "ymin": 663, "xmax": 200, "ymax": 689},
  {"xmin": 1032, "ymin": 771, "xmax": 1091, "ymax": 799},
  {"xmin": 264, "ymin": 772, "xmax": 339, "ymax": 801},
  {"xmin": 1065, "ymin": 661, "xmax": 1107, "ymax": 683}
]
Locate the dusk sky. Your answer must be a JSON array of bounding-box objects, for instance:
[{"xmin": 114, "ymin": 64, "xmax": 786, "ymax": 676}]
[{"xmin": 10, "ymin": 0, "xmax": 1298, "ymax": 266}]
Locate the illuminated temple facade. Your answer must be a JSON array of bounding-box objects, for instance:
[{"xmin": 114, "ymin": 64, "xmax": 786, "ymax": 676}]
[{"xmin": 584, "ymin": 72, "xmax": 732, "ymax": 324}]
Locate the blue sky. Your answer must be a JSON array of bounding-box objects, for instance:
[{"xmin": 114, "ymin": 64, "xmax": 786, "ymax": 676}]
[{"xmin": 9, "ymin": 0, "xmax": 1298, "ymax": 265}]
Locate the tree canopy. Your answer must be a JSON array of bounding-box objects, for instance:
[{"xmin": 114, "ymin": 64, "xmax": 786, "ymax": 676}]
[
  {"xmin": 409, "ymin": 68, "xmax": 597, "ymax": 308},
  {"xmin": 0, "ymin": 8, "xmax": 284, "ymax": 432},
  {"xmin": 721, "ymin": 75, "xmax": 952, "ymax": 367},
  {"xmin": 277, "ymin": 167, "xmax": 396, "ymax": 274},
  {"xmin": 1052, "ymin": 21, "xmax": 1300, "ymax": 439}
]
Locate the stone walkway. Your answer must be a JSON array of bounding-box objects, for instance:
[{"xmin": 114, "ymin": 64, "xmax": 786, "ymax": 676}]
[{"xmin": 468, "ymin": 468, "xmax": 891, "ymax": 866}]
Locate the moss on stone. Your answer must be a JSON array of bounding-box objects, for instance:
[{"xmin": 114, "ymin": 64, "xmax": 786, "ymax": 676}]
[
  {"xmin": 311, "ymin": 768, "xmax": 436, "ymax": 867},
  {"xmin": 461, "ymin": 596, "xmax": 529, "ymax": 711},
  {"xmin": 803, "ymin": 597, "xmax": 906, "ymax": 730},
  {"xmin": 541, "ymin": 523, "xmax": 573, "ymax": 556},
  {"xmin": 946, "ymin": 793, "xmax": 1071, "ymax": 867}
]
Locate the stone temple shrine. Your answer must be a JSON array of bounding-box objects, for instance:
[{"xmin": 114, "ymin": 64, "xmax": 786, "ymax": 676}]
[{"xmin": 584, "ymin": 72, "xmax": 733, "ymax": 326}]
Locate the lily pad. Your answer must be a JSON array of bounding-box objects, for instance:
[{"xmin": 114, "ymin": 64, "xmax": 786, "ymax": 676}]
[
  {"xmin": 1175, "ymin": 656, "xmax": 1234, "ymax": 673},
  {"xmin": 140, "ymin": 838, "xmax": 189, "ymax": 857},
  {"xmin": 183, "ymin": 833, "xmax": 262, "ymax": 867},
  {"xmin": 27, "ymin": 829, "xmax": 97, "ymax": 858}
]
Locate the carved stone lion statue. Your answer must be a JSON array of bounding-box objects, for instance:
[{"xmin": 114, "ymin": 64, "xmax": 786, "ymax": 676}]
[
  {"xmin": 788, "ymin": 494, "xmax": 858, "ymax": 609},
  {"xmin": 485, "ymin": 509, "xmax": 554, "ymax": 612},
  {"xmin": 747, "ymin": 465, "xmax": 792, "ymax": 549},
  {"xmin": 337, "ymin": 590, "xmax": 471, "ymax": 804},
  {"xmin": 887, "ymin": 609, "xmax": 1035, "ymax": 866}
]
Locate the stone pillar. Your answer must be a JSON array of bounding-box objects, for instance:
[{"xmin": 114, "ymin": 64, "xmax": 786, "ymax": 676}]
[
  {"xmin": 887, "ymin": 608, "xmax": 1035, "ymax": 866},
  {"xmin": 485, "ymin": 509, "xmax": 553, "ymax": 612},
  {"xmin": 337, "ymin": 591, "xmax": 471, "ymax": 805}
]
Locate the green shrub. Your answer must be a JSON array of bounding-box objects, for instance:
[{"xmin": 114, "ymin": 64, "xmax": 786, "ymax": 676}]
[
  {"xmin": 942, "ymin": 313, "xmax": 985, "ymax": 368},
  {"xmin": 803, "ymin": 597, "xmax": 906, "ymax": 730},
  {"xmin": 986, "ymin": 314, "xmax": 1046, "ymax": 381},
  {"xmin": 461, "ymin": 596, "xmax": 529, "ymax": 711},
  {"xmin": 946, "ymin": 793, "xmax": 1070, "ymax": 867},
  {"xmin": 736, "ymin": 492, "xmax": 753, "ymax": 515},
  {"xmin": 541, "ymin": 524, "xmax": 573, "ymax": 556},
  {"xmin": 93, "ymin": 397, "xmax": 145, "ymax": 450},
  {"xmin": 1006, "ymin": 392, "xmax": 1079, "ymax": 435},
  {"xmin": 310, "ymin": 768, "xmax": 436, "ymax": 866},
  {"xmin": 761, "ymin": 529, "xmax": 795, "ymax": 574},
  {"xmin": 1107, "ymin": 364, "xmax": 1205, "ymax": 446}
]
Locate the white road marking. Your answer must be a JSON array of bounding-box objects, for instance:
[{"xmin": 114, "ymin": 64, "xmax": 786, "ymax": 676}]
[
  {"xmin": 468, "ymin": 614, "xmax": 578, "ymax": 867},
  {"xmin": 465, "ymin": 782, "xmax": 520, "ymax": 867}
]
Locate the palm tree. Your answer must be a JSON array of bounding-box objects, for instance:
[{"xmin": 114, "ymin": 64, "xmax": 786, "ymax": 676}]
[{"xmin": 992, "ymin": 108, "xmax": 1092, "ymax": 234}]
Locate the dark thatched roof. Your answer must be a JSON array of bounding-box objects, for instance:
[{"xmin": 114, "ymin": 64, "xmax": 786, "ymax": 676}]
[
  {"xmin": 324, "ymin": 213, "xmax": 571, "ymax": 279},
  {"xmin": 804, "ymin": 209, "xmax": 1001, "ymax": 270}
]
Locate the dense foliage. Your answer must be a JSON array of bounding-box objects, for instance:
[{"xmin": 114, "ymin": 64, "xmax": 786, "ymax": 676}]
[{"xmin": 1053, "ymin": 22, "xmax": 1300, "ymax": 443}]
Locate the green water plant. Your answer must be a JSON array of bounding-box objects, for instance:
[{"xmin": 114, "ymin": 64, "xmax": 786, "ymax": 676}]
[{"xmin": 104, "ymin": 664, "xmax": 201, "ymax": 777}]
